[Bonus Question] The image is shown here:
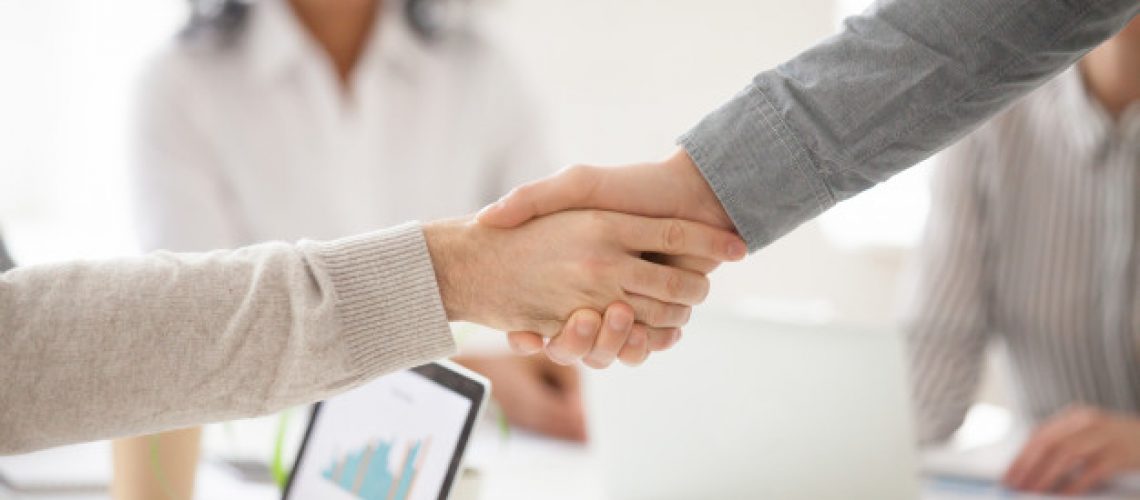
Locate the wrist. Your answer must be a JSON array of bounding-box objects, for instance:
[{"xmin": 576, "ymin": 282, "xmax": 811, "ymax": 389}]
[
  {"xmin": 664, "ymin": 148, "xmax": 736, "ymax": 232},
  {"xmin": 423, "ymin": 218, "xmax": 479, "ymax": 323}
]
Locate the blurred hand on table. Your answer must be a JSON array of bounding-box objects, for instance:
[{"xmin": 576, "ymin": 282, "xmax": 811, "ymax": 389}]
[
  {"xmin": 455, "ymin": 354, "xmax": 587, "ymax": 442},
  {"xmin": 1004, "ymin": 405, "xmax": 1140, "ymax": 495}
]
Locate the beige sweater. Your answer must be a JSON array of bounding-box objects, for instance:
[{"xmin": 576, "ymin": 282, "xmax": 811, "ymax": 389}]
[{"xmin": 0, "ymin": 223, "xmax": 455, "ymax": 455}]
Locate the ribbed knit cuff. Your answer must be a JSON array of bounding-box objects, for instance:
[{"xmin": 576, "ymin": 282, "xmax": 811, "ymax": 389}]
[{"xmin": 305, "ymin": 222, "xmax": 456, "ymax": 380}]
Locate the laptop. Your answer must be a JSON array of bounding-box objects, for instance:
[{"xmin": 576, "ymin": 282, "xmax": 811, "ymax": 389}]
[
  {"xmin": 284, "ymin": 361, "xmax": 489, "ymax": 500},
  {"xmin": 584, "ymin": 311, "xmax": 921, "ymax": 500}
]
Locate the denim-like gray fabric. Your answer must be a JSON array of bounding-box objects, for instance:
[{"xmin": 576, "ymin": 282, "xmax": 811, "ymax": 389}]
[
  {"xmin": 680, "ymin": 0, "xmax": 1139, "ymax": 250},
  {"xmin": 0, "ymin": 235, "xmax": 13, "ymax": 272}
]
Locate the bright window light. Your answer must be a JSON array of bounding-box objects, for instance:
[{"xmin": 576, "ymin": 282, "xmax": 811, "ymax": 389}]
[{"xmin": 818, "ymin": 0, "xmax": 933, "ymax": 250}]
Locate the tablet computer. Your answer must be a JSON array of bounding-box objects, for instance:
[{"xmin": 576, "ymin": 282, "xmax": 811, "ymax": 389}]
[{"xmin": 283, "ymin": 361, "xmax": 489, "ymax": 500}]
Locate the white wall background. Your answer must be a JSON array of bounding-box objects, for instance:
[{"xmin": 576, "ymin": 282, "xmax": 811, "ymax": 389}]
[
  {"xmin": 0, "ymin": 0, "xmax": 186, "ymax": 264},
  {"xmin": 0, "ymin": 0, "xmax": 997, "ymax": 397},
  {"xmin": 485, "ymin": 0, "xmax": 927, "ymax": 326},
  {"xmin": 0, "ymin": 0, "xmax": 934, "ymax": 324},
  {"xmin": 0, "ymin": 0, "xmax": 1010, "ymax": 474},
  {"xmin": 489, "ymin": 0, "xmax": 1007, "ymax": 413}
]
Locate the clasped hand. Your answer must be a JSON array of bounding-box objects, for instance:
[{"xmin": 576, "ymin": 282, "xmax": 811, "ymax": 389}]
[
  {"xmin": 427, "ymin": 149, "xmax": 743, "ymax": 368},
  {"xmin": 1004, "ymin": 406, "xmax": 1140, "ymax": 495}
]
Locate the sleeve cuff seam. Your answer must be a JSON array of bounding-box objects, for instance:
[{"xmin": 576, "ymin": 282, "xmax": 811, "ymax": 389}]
[{"xmin": 747, "ymin": 82, "xmax": 836, "ymax": 208}]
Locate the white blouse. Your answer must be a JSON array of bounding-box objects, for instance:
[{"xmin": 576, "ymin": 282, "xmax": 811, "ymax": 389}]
[{"xmin": 131, "ymin": 0, "xmax": 551, "ymax": 252}]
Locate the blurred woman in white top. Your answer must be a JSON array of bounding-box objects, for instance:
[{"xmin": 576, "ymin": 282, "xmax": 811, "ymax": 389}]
[
  {"xmin": 134, "ymin": 0, "xmax": 548, "ymax": 246},
  {"xmin": 121, "ymin": 0, "xmax": 579, "ymax": 497}
]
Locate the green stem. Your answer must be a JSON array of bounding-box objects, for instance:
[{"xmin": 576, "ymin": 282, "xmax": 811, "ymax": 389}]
[{"xmin": 271, "ymin": 410, "xmax": 292, "ymax": 491}]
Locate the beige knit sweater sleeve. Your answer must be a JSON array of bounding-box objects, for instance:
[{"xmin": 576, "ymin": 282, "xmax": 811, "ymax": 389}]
[{"xmin": 0, "ymin": 222, "xmax": 456, "ymax": 455}]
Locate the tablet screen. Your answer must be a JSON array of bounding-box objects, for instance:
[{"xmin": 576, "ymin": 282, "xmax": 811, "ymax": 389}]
[{"xmin": 285, "ymin": 366, "xmax": 481, "ymax": 500}]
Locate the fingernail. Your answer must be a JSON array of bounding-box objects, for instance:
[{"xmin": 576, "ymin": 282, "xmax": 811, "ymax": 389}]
[
  {"xmin": 508, "ymin": 337, "xmax": 536, "ymax": 354},
  {"xmin": 628, "ymin": 331, "xmax": 645, "ymax": 347},
  {"xmin": 576, "ymin": 315, "xmax": 598, "ymax": 338},
  {"xmin": 608, "ymin": 309, "xmax": 632, "ymax": 331},
  {"xmin": 727, "ymin": 240, "xmax": 747, "ymax": 259},
  {"xmin": 585, "ymin": 353, "xmax": 611, "ymax": 368},
  {"xmin": 546, "ymin": 347, "xmax": 571, "ymax": 365}
]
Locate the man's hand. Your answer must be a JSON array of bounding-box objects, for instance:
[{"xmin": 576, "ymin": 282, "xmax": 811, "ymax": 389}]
[
  {"xmin": 424, "ymin": 210, "xmax": 745, "ymax": 338},
  {"xmin": 1004, "ymin": 406, "xmax": 1140, "ymax": 495},
  {"xmin": 476, "ymin": 149, "xmax": 738, "ymax": 366},
  {"xmin": 454, "ymin": 354, "xmax": 587, "ymax": 442},
  {"xmin": 507, "ymin": 303, "xmax": 685, "ymax": 368},
  {"xmin": 476, "ymin": 148, "xmax": 734, "ymax": 232}
]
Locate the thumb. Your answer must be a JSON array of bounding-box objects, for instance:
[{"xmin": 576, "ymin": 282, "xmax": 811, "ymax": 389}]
[
  {"xmin": 475, "ymin": 194, "xmax": 529, "ymax": 228},
  {"xmin": 476, "ymin": 166, "xmax": 597, "ymax": 228}
]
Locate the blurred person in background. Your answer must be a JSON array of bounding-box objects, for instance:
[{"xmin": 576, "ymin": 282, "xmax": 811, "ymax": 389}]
[
  {"xmin": 0, "ymin": 234, "xmax": 13, "ymax": 272},
  {"xmin": 906, "ymin": 18, "xmax": 1140, "ymax": 496},
  {"xmin": 0, "ymin": 0, "xmax": 1124, "ymax": 493},
  {"xmin": 119, "ymin": 0, "xmax": 580, "ymax": 497}
]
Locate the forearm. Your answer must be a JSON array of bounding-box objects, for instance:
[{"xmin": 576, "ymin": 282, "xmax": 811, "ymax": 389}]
[
  {"xmin": 681, "ymin": 0, "xmax": 1138, "ymax": 250},
  {"xmin": 0, "ymin": 223, "xmax": 454, "ymax": 454},
  {"xmin": 906, "ymin": 325, "xmax": 988, "ymax": 445}
]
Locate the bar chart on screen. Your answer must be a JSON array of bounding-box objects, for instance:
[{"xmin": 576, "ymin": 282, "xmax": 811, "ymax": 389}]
[
  {"xmin": 322, "ymin": 437, "xmax": 432, "ymax": 500},
  {"xmin": 287, "ymin": 371, "xmax": 472, "ymax": 500}
]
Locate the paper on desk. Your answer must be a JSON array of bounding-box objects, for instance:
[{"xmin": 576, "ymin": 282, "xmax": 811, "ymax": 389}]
[
  {"xmin": 921, "ymin": 433, "xmax": 1140, "ymax": 497},
  {"xmin": 921, "ymin": 433, "xmax": 1025, "ymax": 483}
]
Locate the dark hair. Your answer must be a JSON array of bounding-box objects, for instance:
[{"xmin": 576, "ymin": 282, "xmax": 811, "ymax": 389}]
[
  {"xmin": 183, "ymin": 0, "xmax": 251, "ymax": 44},
  {"xmin": 183, "ymin": 0, "xmax": 469, "ymax": 46},
  {"xmin": 0, "ymin": 234, "xmax": 14, "ymax": 272}
]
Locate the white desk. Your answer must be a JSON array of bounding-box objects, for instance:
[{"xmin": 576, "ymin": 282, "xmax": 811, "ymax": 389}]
[
  {"xmin": 471, "ymin": 427, "xmax": 1140, "ymax": 500},
  {"xmin": 4, "ymin": 425, "xmax": 1137, "ymax": 500}
]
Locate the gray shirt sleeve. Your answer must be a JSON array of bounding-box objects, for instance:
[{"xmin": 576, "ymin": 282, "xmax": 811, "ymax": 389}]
[
  {"xmin": 0, "ymin": 223, "xmax": 455, "ymax": 454},
  {"xmin": 679, "ymin": 0, "xmax": 1139, "ymax": 250}
]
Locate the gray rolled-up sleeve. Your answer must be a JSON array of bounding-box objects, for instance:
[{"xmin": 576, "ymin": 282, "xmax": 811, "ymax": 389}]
[{"xmin": 680, "ymin": 0, "xmax": 1138, "ymax": 250}]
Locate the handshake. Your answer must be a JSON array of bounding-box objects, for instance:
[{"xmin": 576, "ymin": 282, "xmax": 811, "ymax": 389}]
[{"xmin": 423, "ymin": 148, "xmax": 746, "ymax": 369}]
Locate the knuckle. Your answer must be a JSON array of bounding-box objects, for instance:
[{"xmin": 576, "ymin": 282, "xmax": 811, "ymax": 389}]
[
  {"xmin": 678, "ymin": 306, "xmax": 693, "ymax": 325},
  {"xmin": 586, "ymin": 209, "xmax": 611, "ymax": 228},
  {"xmin": 512, "ymin": 183, "xmax": 535, "ymax": 199},
  {"xmin": 644, "ymin": 303, "xmax": 666, "ymax": 327},
  {"xmin": 664, "ymin": 305, "xmax": 685, "ymax": 326},
  {"xmin": 693, "ymin": 276, "xmax": 711, "ymax": 303},
  {"xmin": 664, "ymin": 271, "xmax": 686, "ymax": 300},
  {"xmin": 536, "ymin": 319, "xmax": 564, "ymax": 339},
  {"xmin": 563, "ymin": 164, "xmax": 601, "ymax": 198},
  {"xmin": 1073, "ymin": 408, "xmax": 1103, "ymax": 428},
  {"xmin": 583, "ymin": 356, "xmax": 608, "ymax": 370},
  {"xmin": 580, "ymin": 254, "xmax": 612, "ymax": 278},
  {"xmin": 662, "ymin": 220, "xmax": 686, "ymax": 253},
  {"xmin": 563, "ymin": 164, "xmax": 593, "ymax": 179},
  {"xmin": 577, "ymin": 289, "xmax": 608, "ymax": 312}
]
